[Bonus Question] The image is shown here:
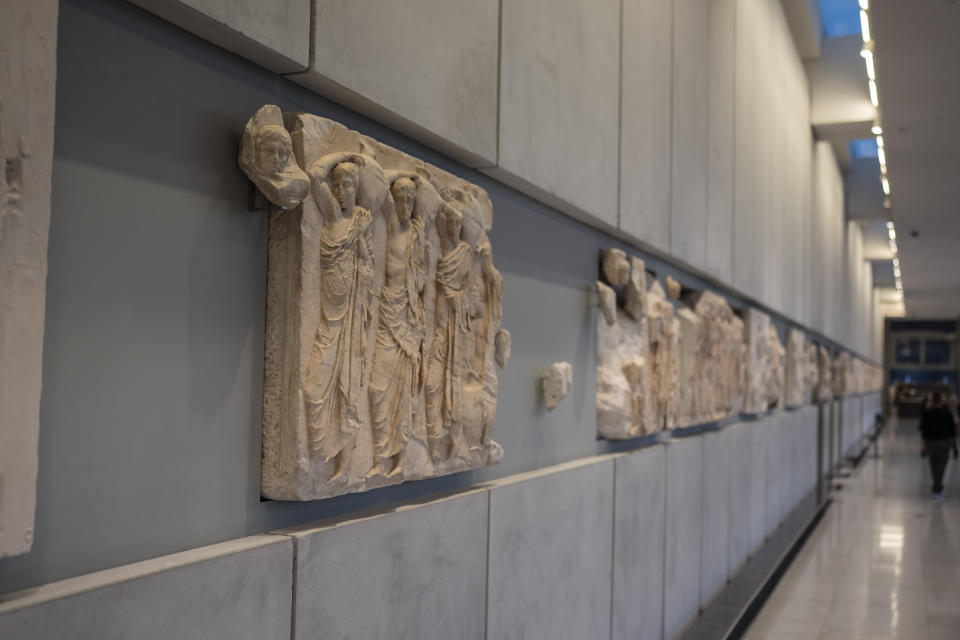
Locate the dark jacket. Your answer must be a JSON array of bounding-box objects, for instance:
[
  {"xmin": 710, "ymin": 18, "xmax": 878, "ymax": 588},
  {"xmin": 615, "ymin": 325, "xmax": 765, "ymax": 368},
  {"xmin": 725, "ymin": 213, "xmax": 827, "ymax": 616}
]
[{"xmin": 920, "ymin": 406, "xmax": 957, "ymax": 441}]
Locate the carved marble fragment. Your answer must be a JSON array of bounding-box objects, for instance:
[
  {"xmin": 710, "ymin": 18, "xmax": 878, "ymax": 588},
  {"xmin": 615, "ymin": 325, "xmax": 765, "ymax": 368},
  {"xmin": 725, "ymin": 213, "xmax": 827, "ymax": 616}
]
[
  {"xmin": 647, "ymin": 281, "xmax": 680, "ymax": 431},
  {"xmin": 602, "ymin": 248, "xmax": 630, "ymax": 287},
  {"xmin": 832, "ymin": 352, "xmax": 849, "ymax": 397},
  {"xmin": 675, "ymin": 307, "xmax": 704, "ymax": 428},
  {"xmin": 623, "ymin": 256, "xmax": 647, "ymax": 320},
  {"xmin": 665, "ymin": 276, "xmax": 681, "ymax": 300},
  {"xmin": 596, "ymin": 256, "xmax": 687, "ymax": 438},
  {"xmin": 240, "ymin": 106, "xmax": 506, "ymax": 500},
  {"xmin": 494, "ymin": 329, "xmax": 511, "ymax": 369},
  {"xmin": 597, "ymin": 256, "xmax": 651, "ymax": 438},
  {"xmin": 742, "ymin": 309, "xmax": 784, "ymax": 414},
  {"xmin": 596, "ymin": 281, "xmax": 617, "ymax": 326},
  {"xmin": 785, "ymin": 329, "xmax": 808, "ymax": 408},
  {"xmin": 1, "ymin": 0, "xmax": 58, "ymax": 557},
  {"xmin": 814, "ymin": 345, "xmax": 833, "ymax": 403},
  {"xmin": 543, "ymin": 362, "xmax": 573, "ymax": 411},
  {"xmin": 689, "ymin": 291, "xmax": 746, "ymax": 423}
]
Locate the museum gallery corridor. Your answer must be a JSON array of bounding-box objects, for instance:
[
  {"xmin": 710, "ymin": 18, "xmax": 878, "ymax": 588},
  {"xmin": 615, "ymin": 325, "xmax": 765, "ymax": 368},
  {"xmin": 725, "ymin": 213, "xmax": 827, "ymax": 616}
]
[{"xmin": 743, "ymin": 418, "xmax": 960, "ymax": 640}]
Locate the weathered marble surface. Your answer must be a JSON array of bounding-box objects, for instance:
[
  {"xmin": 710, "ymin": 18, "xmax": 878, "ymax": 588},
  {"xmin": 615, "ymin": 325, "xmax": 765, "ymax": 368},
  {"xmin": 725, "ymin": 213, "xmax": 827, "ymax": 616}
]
[
  {"xmin": 239, "ymin": 106, "xmax": 507, "ymax": 500},
  {"xmin": 815, "ymin": 345, "xmax": 833, "ymax": 403},
  {"xmin": 687, "ymin": 291, "xmax": 746, "ymax": 424},
  {"xmin": 597, "ymin": 255, "xmax": 652, "ymax": 439},
  {"xmin": 0, "ymin": 0, "xmax": 58, "ymax": 557},
  {"xmin": 596, "ymin": 250, "xmax": 748, "ymax": 437},
  {"xmin": 597, "ymin": 253, "xmax": 685, "ymax": 439},
  {"xmin": 742, "ymin": 308, "xmax": 784, "ymax": 414},
  {"xmin": 785, "ymin": 328, "xmax": 807, "ymax": 408},
  {"xmin": 543, "ymin": 362, "xmax": 572, "ymax": 411},
  {"xmin": 832, "ymin": 352, "xmax": 849, "ymax": 397},
  {"xmin": 648, "ymin": 281, "xmax": 680, "ymax": 431}
]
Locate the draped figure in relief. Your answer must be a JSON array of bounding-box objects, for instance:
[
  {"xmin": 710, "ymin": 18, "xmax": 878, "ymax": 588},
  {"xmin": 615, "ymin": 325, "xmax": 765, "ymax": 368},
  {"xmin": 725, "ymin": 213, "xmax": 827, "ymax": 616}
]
[
  {"xmin": 367, "ymin": 177, "xmax": 429, "ymax": 478},
  {"xmin": 426, "ymin": 205, "xmax": 474, "ymax": 462},
  {"xmin": 303, "ymin": 156, "xmax": 376, "ymax": 481}
]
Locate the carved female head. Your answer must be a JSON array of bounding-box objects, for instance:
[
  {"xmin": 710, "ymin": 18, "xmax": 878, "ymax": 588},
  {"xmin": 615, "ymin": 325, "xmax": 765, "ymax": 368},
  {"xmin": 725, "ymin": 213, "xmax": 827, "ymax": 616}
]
[
  {"xmin": 238, "ymin": 106, "xmax": 309, "ymax": 209},
  {"xmin": 255, "ymin": 125, "xmax": 294, "ymax": 175},
  {"xmin": 442, "ymin": 204, "xmax": 464, "ymax": 248},
  {"xmin": 331, "ymin": 162, "xmax": 360, "ymax": 213}
]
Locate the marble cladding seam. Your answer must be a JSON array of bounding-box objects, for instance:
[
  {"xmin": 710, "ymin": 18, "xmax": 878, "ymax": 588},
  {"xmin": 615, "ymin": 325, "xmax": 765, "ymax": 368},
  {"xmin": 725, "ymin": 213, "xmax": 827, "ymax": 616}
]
[{"xmin": 0, "ymin": 411, "xmax": 828, "ymax": 638}]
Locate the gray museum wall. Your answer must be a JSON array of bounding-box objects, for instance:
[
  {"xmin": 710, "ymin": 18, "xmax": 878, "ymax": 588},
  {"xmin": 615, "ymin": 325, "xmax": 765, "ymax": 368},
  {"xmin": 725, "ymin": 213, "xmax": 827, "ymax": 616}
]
[
  {"xmin": 0, "ymin": 0, "xmax": 882, "ymax": 609},
  {"xmin": 1, "ymin": 405, "xmax": 846, "ymax": 640}
]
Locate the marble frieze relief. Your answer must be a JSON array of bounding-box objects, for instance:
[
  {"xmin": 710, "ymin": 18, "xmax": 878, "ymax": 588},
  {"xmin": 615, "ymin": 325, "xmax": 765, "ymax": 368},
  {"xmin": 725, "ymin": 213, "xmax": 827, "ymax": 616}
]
[
  {"xmin": 596, "ymin": 249, "xmax": 751, "ymax": 439},
  {"xmin": 239, "ymin": 106, "xmax": 506, "ymax": 500}
]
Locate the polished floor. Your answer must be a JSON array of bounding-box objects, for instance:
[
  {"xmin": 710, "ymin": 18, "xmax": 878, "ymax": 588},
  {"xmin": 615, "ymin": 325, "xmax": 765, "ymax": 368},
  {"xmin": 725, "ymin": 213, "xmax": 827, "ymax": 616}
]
[{"xmin": 743, "ymin": 417, "xmax": 960, "ymax": 640}]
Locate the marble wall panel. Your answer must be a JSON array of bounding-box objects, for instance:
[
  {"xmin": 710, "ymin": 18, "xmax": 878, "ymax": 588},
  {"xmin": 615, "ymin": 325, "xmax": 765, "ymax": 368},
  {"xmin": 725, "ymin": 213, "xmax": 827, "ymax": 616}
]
[
  {"xmin": 664, "ymin": 437, "xmax": 704, "ymax": 639},
  {"xmin": 705, "ymin": 0, "xmax": 736, "ymax": 282},
  {"xmin": 620, "ymin": 0, "xmax": 673, "ymax": 252},
  {"xmin": 292, "ymin": 0, "xmax": 499, "ymax": 166},
  {"xmin": 282, "ymin": 490, "xmax": 488, "ymax": 640},
  {"xmin": 765, "ymin": 414, "xmax": 785, "ymax": 536},
  {"xmin": 487, "ymin": 458, "xmax": 614, "ymax": 640},
  {"xmin": 612, "ymin": 446, "xmax": 667, "ymax": 640},
  {"xmin": 0, "ymin": 536, "xmax": 292, "ymax": 639},
  {"xmin": 492, "ymin": 0, "xmax": 621, "ymax": 227},
  {"xmin": 727, "ymin": 422, "xmax": 753, "ymax": 574},
  {"xmin": 129, "ymin": 0, "xmax": 309, "ymax": 73},
  {"xmin": 701, "ymin": 427, "xmax": 732, "ymax": 607},
  {"xmin": 748, "ymin": 420, "xmax": 769, "ymax": 553},
  {"xmin": 0, "ymin": 0, "xmax": 58, "ymax": 558},
  {"xmin": 670, "ymin": 0, "xmax": 709, "ymax": 271}
]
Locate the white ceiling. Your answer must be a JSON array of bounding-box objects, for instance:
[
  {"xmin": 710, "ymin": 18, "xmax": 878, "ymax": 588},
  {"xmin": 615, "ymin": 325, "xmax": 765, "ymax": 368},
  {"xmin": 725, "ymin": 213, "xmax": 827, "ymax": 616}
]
[{"xmin": 873, "ymin": 0, "xmax": 960, "ymax": 317}]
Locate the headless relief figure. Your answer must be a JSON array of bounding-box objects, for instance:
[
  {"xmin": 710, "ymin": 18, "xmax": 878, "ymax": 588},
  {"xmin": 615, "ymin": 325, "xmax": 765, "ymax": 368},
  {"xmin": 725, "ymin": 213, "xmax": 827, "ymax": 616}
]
[
  {"xmin": 426, "ymin": 205, "xmax": 473, "ymax": 462},
  {"xmin": 303, "ymin": 159, "xmax": 375, "ymax": 482},
  {"xmin": 367, "ymin": 178, "xmax": 429, "ymax": 478}
]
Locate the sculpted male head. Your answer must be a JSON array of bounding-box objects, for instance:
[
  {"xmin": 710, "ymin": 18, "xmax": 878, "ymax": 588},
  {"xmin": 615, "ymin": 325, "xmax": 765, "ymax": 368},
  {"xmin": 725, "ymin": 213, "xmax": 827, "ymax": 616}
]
[
  {"xmin": 331, "ymin": 162, "xmax": 360, "ymax": 212},
  {"xmin": 391, "ymin": 178, "xmax": 416, "ymax": 225}
]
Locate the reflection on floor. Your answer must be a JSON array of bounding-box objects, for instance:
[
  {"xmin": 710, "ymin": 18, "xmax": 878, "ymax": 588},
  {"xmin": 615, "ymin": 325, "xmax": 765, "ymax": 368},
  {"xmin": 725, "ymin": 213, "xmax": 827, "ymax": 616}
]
[{"xmin": 742, "ymin": 417, "xmax": 960, "ymax": 640}]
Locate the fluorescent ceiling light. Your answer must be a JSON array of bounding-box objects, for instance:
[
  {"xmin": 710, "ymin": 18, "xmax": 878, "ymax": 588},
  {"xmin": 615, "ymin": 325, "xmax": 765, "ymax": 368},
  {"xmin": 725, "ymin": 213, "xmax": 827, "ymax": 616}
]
[
  {"xmin": 878, "ymin": 147, "xmax": 886, "ymax": 166},
  {"xmin": 886, "ymin": 221, "xmax": 894, "ymax": 229},
  {"xmin": 869, "ymin": 80, "xmax": 879, "ymax": 107},
  {"xmin": 860, "ymin": 10, "xmax": 871, "ymax": 42},
  {"xmin": 860, "ymin": 0, "xmax": 869, "ymax": 9},
  {"xmin": 876, "ymin": 135, "xmax": 884, "ymax": 148},
  {"xmin": 882, "ymin": 176, "xmax": 890, "ymax": 195},
  {"xmin": 864, "ymin": 52, "xmax": 876, "ymax": 80},
  {"xmin": 888, "ymin": 227, "xmax": 896, "ymax": 240},
  {"xmin": 872, "ymin": 124, "xmax": 883, "ymax": 135}
]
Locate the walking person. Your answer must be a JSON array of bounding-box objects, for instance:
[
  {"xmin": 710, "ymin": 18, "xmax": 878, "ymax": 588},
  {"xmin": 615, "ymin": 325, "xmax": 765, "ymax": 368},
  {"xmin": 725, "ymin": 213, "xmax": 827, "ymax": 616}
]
[{"xmin": 919, "ymin": 392, "xmax": 957, "ymax": 501}]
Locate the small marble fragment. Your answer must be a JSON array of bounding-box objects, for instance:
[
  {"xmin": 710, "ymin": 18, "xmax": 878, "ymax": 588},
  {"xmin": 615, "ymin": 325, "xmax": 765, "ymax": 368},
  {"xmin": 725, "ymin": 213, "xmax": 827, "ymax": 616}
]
[
  {"xmin": 623, "ymin": 256, "xmax": 647, "ymax": 320},
  {"xmin": 665, "ymin": 276, "xmax": 681, "ymax": 300},
  {"xmin": 543, "ymin": 362, "xmax": 573, "ymax": 411},
  {"xmin": 601, "ymin": 248, "xmax": 630, "ymax": 287},
  {"xmin": 495, "ymin": 329, "xmax": 512, "ymax": 369},
  {"xmin": 597, "ymin": 281, "xmax": 617, "ymax": 326}
]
